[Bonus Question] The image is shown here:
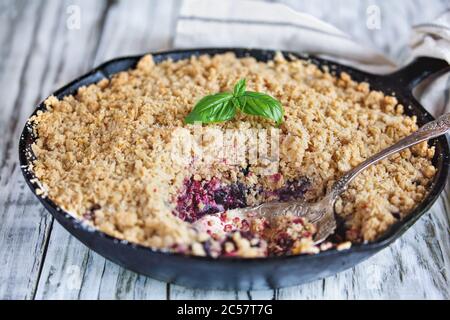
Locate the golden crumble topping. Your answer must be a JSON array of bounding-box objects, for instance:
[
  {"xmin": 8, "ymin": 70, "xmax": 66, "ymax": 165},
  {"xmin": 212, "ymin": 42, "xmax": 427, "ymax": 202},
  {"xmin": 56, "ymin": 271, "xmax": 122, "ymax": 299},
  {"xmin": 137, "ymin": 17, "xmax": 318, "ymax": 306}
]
[{"xmin": 29, "ymin": 52, "xmax": 435, "ymax": 257}]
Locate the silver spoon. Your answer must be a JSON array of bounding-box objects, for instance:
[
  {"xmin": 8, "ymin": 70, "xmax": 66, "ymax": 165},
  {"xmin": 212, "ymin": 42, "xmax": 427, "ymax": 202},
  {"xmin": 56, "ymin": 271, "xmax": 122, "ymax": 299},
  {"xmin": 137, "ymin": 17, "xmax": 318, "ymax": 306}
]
[{"xmin": 236, "ymin": 113, "xmax": 450, "ymax": 244}]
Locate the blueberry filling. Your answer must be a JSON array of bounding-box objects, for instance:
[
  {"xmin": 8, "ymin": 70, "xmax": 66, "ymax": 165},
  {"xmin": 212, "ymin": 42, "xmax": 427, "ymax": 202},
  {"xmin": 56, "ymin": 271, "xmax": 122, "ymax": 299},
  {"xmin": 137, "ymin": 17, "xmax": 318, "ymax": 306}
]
[
  {"xmin": 175, "ymin": 177, "xmax": 247, "ymax": 222},
  {"xmin": 275, "ymin": 177, "xmax": 311, "ymax": 201},
  {"xmin": 174, "ymin": 175, "xmax": 311, "ymax": 223},
  {"xmin": 172, "ymin": 175, "xmax": 321, "ymax": 256}
]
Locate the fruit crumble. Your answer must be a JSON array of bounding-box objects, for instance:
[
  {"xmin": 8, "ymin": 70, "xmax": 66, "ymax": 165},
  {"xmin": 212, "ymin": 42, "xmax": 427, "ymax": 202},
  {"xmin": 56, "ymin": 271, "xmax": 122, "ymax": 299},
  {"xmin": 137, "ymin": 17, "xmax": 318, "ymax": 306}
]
[{"xmin": 29, "ymin": 52, "xmax": 436, "ymax": 257}]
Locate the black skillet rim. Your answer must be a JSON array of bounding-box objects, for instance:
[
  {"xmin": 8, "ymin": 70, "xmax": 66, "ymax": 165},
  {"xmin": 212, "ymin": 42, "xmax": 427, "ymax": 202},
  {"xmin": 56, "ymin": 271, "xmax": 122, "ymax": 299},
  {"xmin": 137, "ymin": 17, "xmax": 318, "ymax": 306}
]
[{"xmin": 18, "ymin": 47, "xmax": 450, "ymax": 264}]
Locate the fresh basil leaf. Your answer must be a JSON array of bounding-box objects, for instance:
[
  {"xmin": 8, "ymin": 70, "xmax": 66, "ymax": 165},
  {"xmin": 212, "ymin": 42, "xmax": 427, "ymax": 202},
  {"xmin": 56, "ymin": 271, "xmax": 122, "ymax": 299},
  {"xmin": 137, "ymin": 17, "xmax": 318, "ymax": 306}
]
[
  {"xmin": 238, "ymin": 91, "xmax": 284, "ymax": 125},
  {"xmin": 231, "ymin": 97, "xmax": 240, "ymax": 109},
  {"xmin": 233, "ymin": 78, "xmax": 246, "ymax": 97},
  {"xmin": 184, "ymin": 92, "xmax": 235, "ymax": 124},
  {"xmin": 184, "ymin": 79, "xmax": 284, "ymax": 125}
]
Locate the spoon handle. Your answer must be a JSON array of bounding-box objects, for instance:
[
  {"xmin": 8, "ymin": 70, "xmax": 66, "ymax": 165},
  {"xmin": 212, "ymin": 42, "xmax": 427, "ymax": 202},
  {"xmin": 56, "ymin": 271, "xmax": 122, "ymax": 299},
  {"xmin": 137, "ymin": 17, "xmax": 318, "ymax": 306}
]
[{"xmin": 330, "ymin": 113, "xmax": 450, "ymax": 198}]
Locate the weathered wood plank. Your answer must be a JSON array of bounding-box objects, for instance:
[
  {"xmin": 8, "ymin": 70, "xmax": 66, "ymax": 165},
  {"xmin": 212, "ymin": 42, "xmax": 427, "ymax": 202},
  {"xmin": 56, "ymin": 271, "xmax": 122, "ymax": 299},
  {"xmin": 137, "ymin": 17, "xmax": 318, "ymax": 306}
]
[
  {"xmin": 0, "ymin": 0, "xmax": 63, "ymax": 300},
  {"xmin": 0, "ymin": 0, "xmax": 112, "ymax": 300},
  {"xmin": 34, "ymin": 223, "xmax": 168, "ymax": 299},
  {"xmin": 0, "ymin": 173, "xmax": 53, "ymax": 300}
]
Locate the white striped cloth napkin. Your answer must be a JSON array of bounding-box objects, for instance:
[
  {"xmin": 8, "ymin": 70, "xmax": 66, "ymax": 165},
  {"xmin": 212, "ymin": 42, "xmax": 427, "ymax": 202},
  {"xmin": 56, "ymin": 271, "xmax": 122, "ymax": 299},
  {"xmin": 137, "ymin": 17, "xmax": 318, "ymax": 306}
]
[{"xmin": 174, "ymin": 0, "xmax": 450, "ymax": 117}]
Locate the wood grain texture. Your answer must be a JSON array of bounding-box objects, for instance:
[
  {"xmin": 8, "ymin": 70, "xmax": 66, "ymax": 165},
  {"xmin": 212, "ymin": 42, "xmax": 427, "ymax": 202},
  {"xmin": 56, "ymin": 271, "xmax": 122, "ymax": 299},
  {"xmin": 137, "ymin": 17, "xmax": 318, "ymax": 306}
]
[
  {"xmin": 0, "ymin": 0, "xmax": 63, "ymax": 299},
  {"xmin": 0, "ymin": 0, "xmax": 448, "ymax": 300}
]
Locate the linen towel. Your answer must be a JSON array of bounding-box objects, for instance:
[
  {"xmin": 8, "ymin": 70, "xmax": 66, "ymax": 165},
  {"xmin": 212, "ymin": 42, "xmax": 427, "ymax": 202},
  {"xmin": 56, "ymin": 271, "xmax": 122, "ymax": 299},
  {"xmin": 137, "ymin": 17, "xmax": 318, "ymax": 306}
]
[{"xmin": 174, "ymin": 0, "xmax": 450, "ymax": 117}]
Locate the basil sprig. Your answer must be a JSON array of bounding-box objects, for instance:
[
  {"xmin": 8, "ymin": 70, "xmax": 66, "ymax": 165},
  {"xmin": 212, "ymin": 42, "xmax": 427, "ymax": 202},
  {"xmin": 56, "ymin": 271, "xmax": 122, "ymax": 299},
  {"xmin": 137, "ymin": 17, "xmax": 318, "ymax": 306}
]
[{"xmin": 184, "ymin": 79, "xmax": 284, "ymax": 125}]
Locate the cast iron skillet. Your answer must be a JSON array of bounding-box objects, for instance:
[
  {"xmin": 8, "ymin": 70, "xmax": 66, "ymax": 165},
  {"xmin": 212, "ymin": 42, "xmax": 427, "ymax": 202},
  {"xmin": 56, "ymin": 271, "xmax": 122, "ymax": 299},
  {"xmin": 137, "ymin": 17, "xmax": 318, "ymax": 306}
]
[{"xmin": 19, "ymin": 48, "xmax": 450, "ymax": 290}]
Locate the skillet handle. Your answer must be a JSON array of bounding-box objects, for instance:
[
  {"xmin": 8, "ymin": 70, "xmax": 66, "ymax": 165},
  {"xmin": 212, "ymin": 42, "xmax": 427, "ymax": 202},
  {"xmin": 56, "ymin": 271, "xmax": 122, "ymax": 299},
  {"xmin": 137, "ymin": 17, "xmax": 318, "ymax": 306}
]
[{"xmin": 384, "ymin": 56, "xmax": 449, "ymax": 91}]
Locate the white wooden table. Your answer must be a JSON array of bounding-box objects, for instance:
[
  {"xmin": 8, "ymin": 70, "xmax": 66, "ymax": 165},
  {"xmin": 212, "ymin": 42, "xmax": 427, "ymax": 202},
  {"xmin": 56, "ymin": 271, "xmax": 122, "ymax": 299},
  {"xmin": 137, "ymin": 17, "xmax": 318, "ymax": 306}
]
[{"xmin": 1, "ymin": 0, "xmax": 449, "ymax": 300}]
